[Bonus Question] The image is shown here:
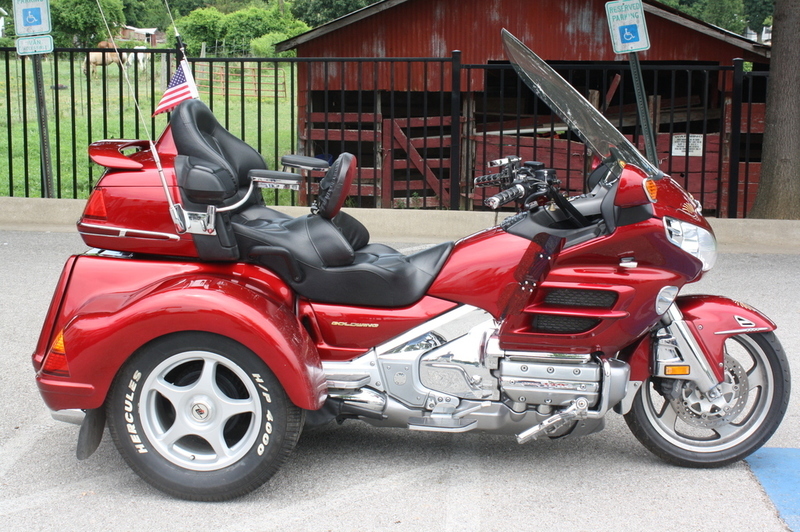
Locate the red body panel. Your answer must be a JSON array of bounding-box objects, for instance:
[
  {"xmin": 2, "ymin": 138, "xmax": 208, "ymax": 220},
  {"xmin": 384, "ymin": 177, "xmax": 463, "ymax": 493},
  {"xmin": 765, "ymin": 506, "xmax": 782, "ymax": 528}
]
[
  {"xmin": 428, "ymin": 228, "xmax": 541, "ymax": 318},
  {"xmin": 614, "ymin": 164, "xmax": 651, "ymax": 208},
  {"xmin": 87, "ymin": 139, "xmax": 148, "ymax": 169},
  {"xmin": 498, "ymin": 214, "xmax": 702, "ymax": 354},
  {"xmin": 34, "ymin": 255, "xmax": 324, "ymax": 411},
  {"xmin": 79, "ymin": 129, "xmax": 197, "ymax": 257},
  {"xmin": 304, "ymin": 297, "xmax": 458, "ymax": 360}
]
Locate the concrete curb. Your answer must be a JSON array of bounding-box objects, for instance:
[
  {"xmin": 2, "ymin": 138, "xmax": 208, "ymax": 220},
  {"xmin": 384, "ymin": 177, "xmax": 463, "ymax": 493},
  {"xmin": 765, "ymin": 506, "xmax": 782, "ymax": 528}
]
[{"xmin": 2, "ymin": 196, "xmax": 798, "ymax": 253}]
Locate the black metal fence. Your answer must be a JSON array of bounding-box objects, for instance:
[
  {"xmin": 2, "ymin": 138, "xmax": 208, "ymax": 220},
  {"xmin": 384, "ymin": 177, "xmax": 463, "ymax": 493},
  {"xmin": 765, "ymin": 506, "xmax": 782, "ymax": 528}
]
[{"xmin": 0, "ymin": 47, "xmax": 765, "ymax": 217}]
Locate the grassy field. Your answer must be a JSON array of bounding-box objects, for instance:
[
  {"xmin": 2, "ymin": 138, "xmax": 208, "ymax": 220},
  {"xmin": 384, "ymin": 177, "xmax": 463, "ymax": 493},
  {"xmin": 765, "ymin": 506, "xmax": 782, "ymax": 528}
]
[{"xmin": 0, "ymin": 52, "xmax": 299, "ymax": 202}]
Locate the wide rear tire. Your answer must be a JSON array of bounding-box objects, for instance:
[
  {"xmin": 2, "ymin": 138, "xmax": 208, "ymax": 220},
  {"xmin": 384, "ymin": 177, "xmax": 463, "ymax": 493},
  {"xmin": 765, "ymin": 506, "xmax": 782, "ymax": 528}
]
[
  {"xmin": 625, "ymin": 332, "xmax": 790, "ymax": 467},
  {"xmin": 107, "ymin": 332, "xmax": 303, "ymax": 500}
]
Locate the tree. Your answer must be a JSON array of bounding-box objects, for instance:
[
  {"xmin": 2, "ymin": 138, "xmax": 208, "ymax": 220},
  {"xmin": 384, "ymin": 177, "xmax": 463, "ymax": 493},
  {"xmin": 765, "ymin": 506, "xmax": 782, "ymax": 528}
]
[
  {"xmin": 174, "ymin": 5, "xmax": 309, "ymax": 56},
  {"xmin": 173, "ymin": 7, "xmax": 225, "ymax": 55},
  {"xmin": 661, "ymin": 0, "xmax": 757, "ymax": 34},
  {"xmin": 748, "ymin": 0, "xmax": 800, "ymax": 219},
  {"xmin": 743, "ymin": 0, "xmax": 774, "ymax": 31},
  {"xmin": 50, "ymin": 0, "xmax": 125, "ymax": 47},
  {"xmin": 122, "ymin": 0, "xmax": 171, "ymax": 30},
  {"xmin": 291, "ymin": 0, "xmax": 376, "ymax": 27},
  {"xmin": 221, "ymin": 6, "xmax": 308, "ymax": 54},
  {"xmin": 169, "ymin": 0, "xmax": 209, "ymax": 18},
  {"xmin": 699, "ymin": 0, "xmax": 747, "ymax": 34}
]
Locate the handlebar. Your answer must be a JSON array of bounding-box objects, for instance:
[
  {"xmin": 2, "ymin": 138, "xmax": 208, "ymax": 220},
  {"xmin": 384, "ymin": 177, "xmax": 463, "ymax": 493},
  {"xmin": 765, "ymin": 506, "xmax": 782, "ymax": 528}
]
[
  {"xmin": 485, "ymin": 184, "xmax": 526, "ymax": 209},
  {"xmin": 474, "ymin": 173, "xmax": 506, "ymax": 188}
]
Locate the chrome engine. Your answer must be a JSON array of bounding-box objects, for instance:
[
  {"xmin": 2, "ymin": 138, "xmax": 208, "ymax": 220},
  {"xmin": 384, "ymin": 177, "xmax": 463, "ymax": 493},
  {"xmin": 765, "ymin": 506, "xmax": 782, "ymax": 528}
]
[{"xmin": 323, "ymin": 305, "xmax": 630, "ymax": 441}]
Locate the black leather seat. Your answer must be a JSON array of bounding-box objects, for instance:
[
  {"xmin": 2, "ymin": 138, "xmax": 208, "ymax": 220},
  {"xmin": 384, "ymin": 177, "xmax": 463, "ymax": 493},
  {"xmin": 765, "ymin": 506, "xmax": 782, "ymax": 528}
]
[
  {"xmin": 232, "ymin": 153, "xmax": 453, "ymax": 308},
  {"xmin": 170, "ymin": 101, "xmax": 452, "ymax": 307}
]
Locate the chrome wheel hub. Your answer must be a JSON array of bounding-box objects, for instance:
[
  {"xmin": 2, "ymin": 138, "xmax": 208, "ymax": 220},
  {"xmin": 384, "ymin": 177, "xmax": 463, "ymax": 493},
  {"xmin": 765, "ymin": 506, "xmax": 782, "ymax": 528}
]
[{"xmin": 139, "ymin": 351, "xmax": 261, "ymax": 471}]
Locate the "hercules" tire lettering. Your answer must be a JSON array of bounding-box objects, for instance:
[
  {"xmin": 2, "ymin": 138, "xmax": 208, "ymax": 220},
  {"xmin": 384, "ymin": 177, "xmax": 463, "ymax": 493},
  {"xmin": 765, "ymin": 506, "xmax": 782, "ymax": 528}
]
[{"xmin": 124, "ymin": 370, "xmax": 147, "ymax": 454}]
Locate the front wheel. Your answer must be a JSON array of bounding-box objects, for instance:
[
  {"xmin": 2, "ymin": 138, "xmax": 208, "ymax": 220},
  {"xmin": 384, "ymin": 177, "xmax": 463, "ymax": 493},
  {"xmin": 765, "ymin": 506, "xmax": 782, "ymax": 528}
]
[
  {"xmin": 107, "ymin": 332, "xmax": 303, "ymax": 500},
  {"xmin": 625, "ymin": 332, "xmax": 790, "ymax": 468}
]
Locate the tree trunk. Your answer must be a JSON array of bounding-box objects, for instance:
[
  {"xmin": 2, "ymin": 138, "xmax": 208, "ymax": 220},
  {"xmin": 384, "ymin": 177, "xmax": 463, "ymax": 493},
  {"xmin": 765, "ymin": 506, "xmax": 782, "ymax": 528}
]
[{"xmin": 749, "ymin": 0, "xmax": 800, "ymax": 219}]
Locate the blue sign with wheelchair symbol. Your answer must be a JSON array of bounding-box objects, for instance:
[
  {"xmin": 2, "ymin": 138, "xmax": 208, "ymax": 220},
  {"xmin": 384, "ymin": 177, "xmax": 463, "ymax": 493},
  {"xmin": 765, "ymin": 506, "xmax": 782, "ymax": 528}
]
[
  {"xmin": 13, "ymin": 0, "xmax": 52, "ymax": 36},
  {"xmin": 23, "ymin": 8, "xmax": 43, "ymax": 26},
  {"xmin": 619, "ymin": 24, "xmax": 640, "ymax": 43}
]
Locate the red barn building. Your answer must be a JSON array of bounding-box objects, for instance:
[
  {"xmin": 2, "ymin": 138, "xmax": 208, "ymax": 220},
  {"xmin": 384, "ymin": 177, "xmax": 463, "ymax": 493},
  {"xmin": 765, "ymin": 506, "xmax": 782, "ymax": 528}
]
[{"xmin": 278, "ymin": 0, "xmax": 769, "ymax": 213}]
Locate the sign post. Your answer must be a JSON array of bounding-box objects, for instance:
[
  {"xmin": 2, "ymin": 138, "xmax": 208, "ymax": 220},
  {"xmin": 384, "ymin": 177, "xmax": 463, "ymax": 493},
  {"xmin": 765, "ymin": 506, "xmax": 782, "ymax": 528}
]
[
  {"xmin": 13, "ymin": 0, "xmax": 54, "ymax": 198},
  {"xmin": 605, "ymin": 0, "xmax": 658, "ymax": 167}
]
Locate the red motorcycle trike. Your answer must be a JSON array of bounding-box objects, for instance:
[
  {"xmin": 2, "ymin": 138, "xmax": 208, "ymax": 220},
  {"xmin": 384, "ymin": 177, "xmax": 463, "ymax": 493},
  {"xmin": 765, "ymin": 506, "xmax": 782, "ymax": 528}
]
[{"xmin": 33, "ymin": 31, "xmax": 790, "ymax": 500}]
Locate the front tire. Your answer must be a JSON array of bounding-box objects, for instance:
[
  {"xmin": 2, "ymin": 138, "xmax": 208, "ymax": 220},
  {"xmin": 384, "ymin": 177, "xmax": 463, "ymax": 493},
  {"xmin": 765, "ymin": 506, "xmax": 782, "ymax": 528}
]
[
  {"xmin": 107, "ymin": 332, "xmax": 303, "ymax": 500},
  {"xmin": 625, "ymin": 332, "xmax": 790, "ymax": 467}
]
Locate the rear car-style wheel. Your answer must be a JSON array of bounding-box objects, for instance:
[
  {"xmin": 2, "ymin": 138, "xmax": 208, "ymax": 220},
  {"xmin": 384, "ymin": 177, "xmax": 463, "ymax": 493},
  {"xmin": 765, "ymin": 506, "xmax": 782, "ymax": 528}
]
[
  {"xmin": 625, "ymin": 332, "xmax": 790, "ymax": 467},
  {"xmin": 107, "ymin": 332, "xmax": 303, "ymax": 500}
]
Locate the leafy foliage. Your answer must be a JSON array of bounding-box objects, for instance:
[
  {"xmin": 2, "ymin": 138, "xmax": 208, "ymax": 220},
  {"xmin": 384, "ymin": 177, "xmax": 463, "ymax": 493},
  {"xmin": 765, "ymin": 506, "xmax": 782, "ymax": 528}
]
[
  {"xmin": 251, "ymin": 32, "xmax": 296, "ymax": 57},
  {"xmin": 50, "ymin": 0, "xmax": 125, "ymax": 47},
  {"xmin": 743, "ymin": 0, "xmax": 774, "ymax": 30},
  {"xmin": 173, "ymin": 7, "xmax": 225, "ymax": 54},
  {"xmin": 174, "ymin": 5, "xmax": 309, "ymax": 56},
  {"xmin": 660, "ymin": 0, "xmax": 772, "ymax": 33},
  {"xmin": 291, "ymin": 0, "xmax": 376, "ymax": 27},
  {"xmin": 701, "ymin": 0, "xmax": 747, "ymax": 34},
  {"xmin": 168, "ymin": 0, "xmax": 210, "ymax": 18},
  {"xmin": 122, "ymin": 0, "xmax": 172, "ymax": 30}
]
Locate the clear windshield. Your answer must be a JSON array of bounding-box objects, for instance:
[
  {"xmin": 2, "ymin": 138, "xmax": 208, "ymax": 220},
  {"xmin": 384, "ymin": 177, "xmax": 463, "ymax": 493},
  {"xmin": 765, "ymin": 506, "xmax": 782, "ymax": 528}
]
[{"xmin": 502, "ymin": 29, "xmax": 661, "ymax": 177}]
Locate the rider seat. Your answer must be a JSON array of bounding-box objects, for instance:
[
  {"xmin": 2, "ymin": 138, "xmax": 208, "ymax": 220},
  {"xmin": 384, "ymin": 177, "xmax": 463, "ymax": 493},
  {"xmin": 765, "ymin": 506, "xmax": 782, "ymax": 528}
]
[
  {"xmin": 232, "ymin": 154, "xmax": 453, "ymax": 307},
  {"xmin": 169, "ymin": 100, "xmax": 452, "ymax": 307}
]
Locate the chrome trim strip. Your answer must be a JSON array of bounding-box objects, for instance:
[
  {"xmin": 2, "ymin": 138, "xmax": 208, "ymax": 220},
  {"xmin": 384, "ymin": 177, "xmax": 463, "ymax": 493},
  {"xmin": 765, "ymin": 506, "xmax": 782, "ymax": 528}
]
[
  {"xmin": 713, "ymin": 327, "xmax": 770, "ymax": 335},
  {"xmin": 79, "ymin": 222, "xmax": 181, "ymax": 241}
]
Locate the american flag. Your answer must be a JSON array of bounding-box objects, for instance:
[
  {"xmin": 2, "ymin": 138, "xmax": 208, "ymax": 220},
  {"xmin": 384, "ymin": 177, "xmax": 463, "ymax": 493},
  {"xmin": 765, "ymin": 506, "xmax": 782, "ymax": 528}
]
[{"xmin": 152, "ymin": 59, "xmax": 199, "ymax": 116}]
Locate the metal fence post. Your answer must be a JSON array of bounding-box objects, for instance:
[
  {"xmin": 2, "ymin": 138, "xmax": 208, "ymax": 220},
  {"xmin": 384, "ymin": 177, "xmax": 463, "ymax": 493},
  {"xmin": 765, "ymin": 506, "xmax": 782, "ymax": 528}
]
[
  {"xmin": 727, "ymin": 58, "xmax": 744, "ymax": 218},
  {"xmin": 450, "ymin": 50, "xmax": 462, "ymax": 210}
]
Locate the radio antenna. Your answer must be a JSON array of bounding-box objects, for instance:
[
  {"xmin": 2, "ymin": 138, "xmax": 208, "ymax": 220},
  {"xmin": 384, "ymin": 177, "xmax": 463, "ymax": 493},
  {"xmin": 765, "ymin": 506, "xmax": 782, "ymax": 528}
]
[{"xmin": 93, "ymin": 0, "xmax": 188, "ymax": 232}]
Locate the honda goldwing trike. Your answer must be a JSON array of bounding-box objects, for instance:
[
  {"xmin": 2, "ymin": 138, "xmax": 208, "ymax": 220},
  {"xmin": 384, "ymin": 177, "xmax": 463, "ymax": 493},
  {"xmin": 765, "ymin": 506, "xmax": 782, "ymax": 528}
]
[{"xmin": 33, "ymin": 30, "xmax": 790, "ymax": 501}]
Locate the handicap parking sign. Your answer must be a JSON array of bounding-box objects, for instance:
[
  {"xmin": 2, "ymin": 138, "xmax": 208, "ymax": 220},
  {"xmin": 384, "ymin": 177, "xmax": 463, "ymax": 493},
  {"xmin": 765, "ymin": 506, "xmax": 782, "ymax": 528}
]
[
  {"xmin": 13, "ymin": 0, "xmax": 52, "ymax": 36},
  {"xmin": 23, "ymin": 7, "xmax": 43, "ymax": 26},
  {"xmin": 619, "ymin": 24, "xmax": 640, "ymax": 43},
  {"xmin": 606, "ymin": 0, "xmax": 650, "ymax": 53}
]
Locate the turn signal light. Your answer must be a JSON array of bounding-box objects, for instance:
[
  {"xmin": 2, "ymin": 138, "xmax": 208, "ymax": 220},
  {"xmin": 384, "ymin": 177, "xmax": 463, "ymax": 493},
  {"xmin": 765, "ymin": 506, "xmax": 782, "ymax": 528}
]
[
  {"xmin": 83, "ymin": 188, "xmax": 107, "ymax": 220},
  {"xmin": 664, "ymin": 365, "xmax": 690, "ymax": 376},
  {"xmin": 643, "ymin": 178, "xmax": 658, "ymax": 202},
  {"xmin": 42, "ymin": 331, "xmax": 70, "ymax": 377}
]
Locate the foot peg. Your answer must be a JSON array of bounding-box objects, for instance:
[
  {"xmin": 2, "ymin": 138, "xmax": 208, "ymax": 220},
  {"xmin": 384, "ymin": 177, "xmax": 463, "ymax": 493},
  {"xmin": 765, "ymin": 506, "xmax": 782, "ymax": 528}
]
[{"xmin": 515, "ymin": 398, "xmax": 589, "ymax": 444}]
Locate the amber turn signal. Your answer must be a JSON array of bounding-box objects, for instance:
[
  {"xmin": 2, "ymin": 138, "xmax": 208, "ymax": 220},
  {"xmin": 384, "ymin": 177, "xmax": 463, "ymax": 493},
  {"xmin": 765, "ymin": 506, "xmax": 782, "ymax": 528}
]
[
  {"xmin": 664, "ymin": 365, "xmax": 690, "ymax": 376},
  {"xmin": 42, "ymin": 330, "xmax": 70, "ymax": 377},
  {"xmin": 643, "ymin": 178, "xmax": 658, "ymax": 202}
]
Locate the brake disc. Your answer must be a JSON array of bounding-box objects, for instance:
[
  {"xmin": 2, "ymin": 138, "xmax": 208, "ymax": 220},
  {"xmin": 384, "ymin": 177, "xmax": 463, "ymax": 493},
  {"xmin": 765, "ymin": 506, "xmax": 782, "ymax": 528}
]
[{"xmin": 668, "ymin": 354, "xmax": 749, "ymax": 429}]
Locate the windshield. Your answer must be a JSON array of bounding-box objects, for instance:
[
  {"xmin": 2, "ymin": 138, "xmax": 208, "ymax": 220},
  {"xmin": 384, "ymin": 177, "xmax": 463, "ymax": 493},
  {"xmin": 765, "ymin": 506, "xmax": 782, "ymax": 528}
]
[{"xmin": 502, "ymin": 29, "xmax": 661, "ymax": 177}]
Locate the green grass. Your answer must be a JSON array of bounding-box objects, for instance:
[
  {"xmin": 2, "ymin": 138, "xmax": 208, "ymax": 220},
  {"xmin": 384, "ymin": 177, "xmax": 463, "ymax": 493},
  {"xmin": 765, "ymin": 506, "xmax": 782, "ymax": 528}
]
[{"xmin": 0, "ymin": 54, "xmax": 299, "ymax": 202}]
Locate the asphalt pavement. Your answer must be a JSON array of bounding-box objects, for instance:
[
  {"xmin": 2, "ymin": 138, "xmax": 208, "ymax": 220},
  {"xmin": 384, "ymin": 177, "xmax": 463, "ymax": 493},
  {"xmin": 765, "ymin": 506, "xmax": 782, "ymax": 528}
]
[{"xmin": 1, "ymin": 227, "xmax": 798, "ymax": 531}]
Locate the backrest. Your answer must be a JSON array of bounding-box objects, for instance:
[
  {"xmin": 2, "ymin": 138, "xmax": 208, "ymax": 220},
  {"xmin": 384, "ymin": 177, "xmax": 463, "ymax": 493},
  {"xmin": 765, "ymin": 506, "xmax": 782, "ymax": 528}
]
[
  {"xmin": 170, "ymin": 99, "xmax": 270, "ymax": 261},
  {"xmin": 170, "ymin": 99, "xmax": 266, "ymax": 208},
  {"xmin": 316, "ymin": 153, "xmax": 356, "ymax": 219}
]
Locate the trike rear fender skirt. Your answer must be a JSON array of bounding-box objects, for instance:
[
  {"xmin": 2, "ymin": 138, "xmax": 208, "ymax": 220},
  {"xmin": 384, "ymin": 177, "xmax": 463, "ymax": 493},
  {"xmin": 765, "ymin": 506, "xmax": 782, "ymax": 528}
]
[
  {"xmin": 624, "ymin": 294, "xmax": 776, "ymax": 383},
  {"xmin": 37, "ymin": 261, "xmax": 325, "ymax": 412}
]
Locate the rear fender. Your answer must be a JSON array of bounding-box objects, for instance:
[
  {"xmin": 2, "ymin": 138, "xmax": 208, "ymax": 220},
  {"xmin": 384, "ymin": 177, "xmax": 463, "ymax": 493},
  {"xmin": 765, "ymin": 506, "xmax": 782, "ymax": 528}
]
[{"xmin": 38, "ymin": 268, "xmax": 325, "ymax": 412}]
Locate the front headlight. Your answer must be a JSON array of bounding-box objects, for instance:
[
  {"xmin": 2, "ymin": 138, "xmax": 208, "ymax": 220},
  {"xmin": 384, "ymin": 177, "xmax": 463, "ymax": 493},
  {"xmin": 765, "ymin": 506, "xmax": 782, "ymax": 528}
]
[{"xmin": 664, "ymin": 217, "xmax": 717, "ymax": 271}]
